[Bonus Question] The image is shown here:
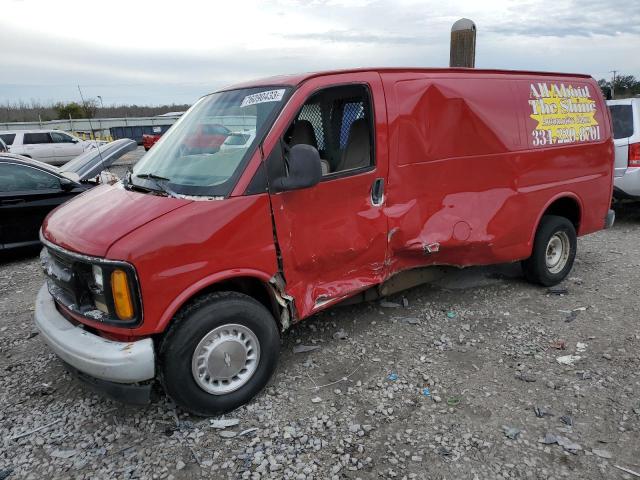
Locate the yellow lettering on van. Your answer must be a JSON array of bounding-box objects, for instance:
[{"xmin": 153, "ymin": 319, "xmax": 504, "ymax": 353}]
[{"xmin": 529, "ymin": 83, "xmax": 598, "ymax": 144}]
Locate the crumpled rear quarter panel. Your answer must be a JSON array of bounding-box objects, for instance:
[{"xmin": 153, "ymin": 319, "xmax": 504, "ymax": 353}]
[{"xmin": 381, "ymin": 72, "xmax": 612, "ymax": 274}]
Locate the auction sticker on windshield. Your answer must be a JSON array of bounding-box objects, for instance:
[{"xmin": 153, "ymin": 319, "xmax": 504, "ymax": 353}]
[
  {"xmin": 241, "ymin": 89, "xmax": 286, "ymax": 108},
  {"xmin": 528, "ymin": 83, "xmax": 600, "ymax": 146}
]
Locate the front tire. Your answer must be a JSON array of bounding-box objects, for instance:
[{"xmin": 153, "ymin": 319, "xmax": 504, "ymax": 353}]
[
  {"xmin": 159, "ymin": 292, "xmax": 280, "ymax": 416},
  {"xmin": 522, "ymin": 215, "xmax": 577, "ymax": 286}
]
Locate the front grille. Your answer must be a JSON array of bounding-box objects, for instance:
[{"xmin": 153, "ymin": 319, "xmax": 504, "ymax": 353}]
[
  {"xmin": 39, "ymin": 239, "xmax": 143, "ymax": 327},
  {"xmin": 40, "ymin": 246, "xmax": 96, "ymax": 315}
]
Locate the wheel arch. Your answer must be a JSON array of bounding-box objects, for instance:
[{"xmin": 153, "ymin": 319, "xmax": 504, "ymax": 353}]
[
  {"xmin": 157, "ymin": 269, "xmax": 284, "ymax": 333},
  {"xmin": 528, "ymin": 193, "xmax": 583, "ymax": 249}
]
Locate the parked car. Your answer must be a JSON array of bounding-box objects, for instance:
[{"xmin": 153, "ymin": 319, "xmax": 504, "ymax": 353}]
[
  {"xmin": 0, "ymin": 139, "xmax": 136, "ymax": 251},
  {"xmin": 608, "ymin": 98, "xmax": 640, "ymax": 199},
  {"xmin": 142, "ymin": 133, "xmax": 162, "ymax": 151},
  {"xmin": 182, "ymin": 123, "xmax": 230, "ymax": 154},
  {"xmin": 0, "ymin": 129, "xmax": 105, "ymax": 165},
  {"xmin": 0, "ymin": 132, "xmax": 16, "ymax": 149},
  {"xmin": 36, "ymin": 68, "xmax": 614, "ymax": 416}
]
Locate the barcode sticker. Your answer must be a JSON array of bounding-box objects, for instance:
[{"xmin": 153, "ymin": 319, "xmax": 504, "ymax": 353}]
[{"xmin": 240, "ymin": 89, "xmax": 285, "ymax": 108}]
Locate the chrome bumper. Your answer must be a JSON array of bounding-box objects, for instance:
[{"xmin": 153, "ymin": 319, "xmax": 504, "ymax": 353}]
[{"xmin": 34, "ymin": 284, "xmax": 155, "ymax": 384}]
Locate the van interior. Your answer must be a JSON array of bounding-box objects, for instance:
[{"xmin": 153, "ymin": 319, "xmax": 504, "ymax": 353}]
[{"xmin": 284, "ymin": 84, "xmax": 374, "ymax": 176}]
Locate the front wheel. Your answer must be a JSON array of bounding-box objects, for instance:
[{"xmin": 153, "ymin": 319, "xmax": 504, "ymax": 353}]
[
  {"xmin": 522, "ymin": 215, "xmax": 577, "ymax": 286},
  {"xmin": 159, "ymin": 292, "xmax": 280, "ymax": 416}
]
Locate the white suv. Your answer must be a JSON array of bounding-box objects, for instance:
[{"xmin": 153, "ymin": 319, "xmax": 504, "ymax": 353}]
[
  {"xmin": 0, "ymin": 130, "xmax": 103, "ymax": 165},
  {"xmin": 608, "ymin": 98, "xmax": 640, "ymax": 199}
]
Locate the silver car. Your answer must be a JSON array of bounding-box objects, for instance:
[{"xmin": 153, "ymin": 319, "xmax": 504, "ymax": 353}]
[
  {"xmin": 0, "ymin": 130, "xmax": 105, "ymax": 165},
  {"xmin": 608, "ymin": 98, "xmax": 640, "ymax": 199}
]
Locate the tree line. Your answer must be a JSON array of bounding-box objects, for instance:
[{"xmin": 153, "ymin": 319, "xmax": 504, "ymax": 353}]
[
  {"xmin": 597, "ymin": 74, "xmax": 640, "ymax": 99},
  {"xmin": 0, "ymin": 98, "xmax": 191, "ymax": 123}
]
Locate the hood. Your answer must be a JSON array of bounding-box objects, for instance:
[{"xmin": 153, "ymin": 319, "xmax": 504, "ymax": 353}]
[
  {"xmin": 43, "ymin": 183, "xmax": 191, "ymax": 257},
  {"xmin": 59, "ymin": 139, "xmax": 137, "ymax": 181}
]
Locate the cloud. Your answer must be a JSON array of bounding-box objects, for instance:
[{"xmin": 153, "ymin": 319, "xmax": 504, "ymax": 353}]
[
  {"xmin": 486, "ymin": 0, "xmax": 640, "ymax": 37},
  {"xmin": 0, "ymin": 0, "xmax": 638, "ymax": 104},
  {"xmin": 283, "ymin": 30, "xmax": 425, "ymax": 45}
]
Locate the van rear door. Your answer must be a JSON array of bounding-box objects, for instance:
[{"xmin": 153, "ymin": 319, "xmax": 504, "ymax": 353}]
[{"xmin": 267, "ymin": 72, "xmax": 389, "ymax": 319}]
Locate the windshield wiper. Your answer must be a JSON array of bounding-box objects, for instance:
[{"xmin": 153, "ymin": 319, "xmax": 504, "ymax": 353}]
[
  {"xmin": 132, "ymin": 172, "xmax": 174, "ymax": 196},
  {"xmin": 136, "ymin": 172, "xmax": 171, "ymax": 182}
]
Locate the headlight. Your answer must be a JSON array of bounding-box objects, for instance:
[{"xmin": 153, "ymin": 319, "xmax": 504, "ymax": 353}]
[
  {"xmin": 92, "ymin": 265, "xmax": 104, "ymax": 290},
  {"xmin": 41, "ymin": 242, "xmax": 142, "ymax": 327},
  {"xmin": 90, "ymin": 264, "xmax": 108, "ymax": 313}
]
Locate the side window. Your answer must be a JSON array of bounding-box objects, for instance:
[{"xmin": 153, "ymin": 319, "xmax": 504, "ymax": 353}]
[
  {"xmin": 23, "ymin": 132, "xmax": 52, "ymax": 144},
  {"xmin": 284, "ymin": 84, "xmax": 374, "ymax": 176},
  {"xmin": 340, "ymin": 102, "xmax": 365, "ymax": 148},
  {"xmin": 51, "ymin": 132, "xmax": 74, "ymax": 143},
  {"xmin": 609, "ymin": 105, "xmax": 634, "ymax": 139},
  {"xmin": 0, "ymin": 164, "xmax": 61, "ymax": 192},
  {"xmin": 297, "ymin": 103, "xmax": 325, "ymax": 150},
  {"xmin": 0, "ymin": 134, "xmax": 16, "ymax": 145}
]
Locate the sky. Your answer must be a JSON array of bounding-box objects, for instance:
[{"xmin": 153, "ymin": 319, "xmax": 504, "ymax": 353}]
[{"xmin": 1, "ymin": 0, "xmax": 639, "ymax": 106}]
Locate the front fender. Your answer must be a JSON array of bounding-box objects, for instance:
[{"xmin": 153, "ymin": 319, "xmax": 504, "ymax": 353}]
[{"xmin": 156, "ymin": 268, "xmax": 276, "ymax": 332}]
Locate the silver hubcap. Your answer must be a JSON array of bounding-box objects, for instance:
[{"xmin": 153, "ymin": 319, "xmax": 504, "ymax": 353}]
[
  {"xmin": 191, "ymin": 324, "xmax": 260, "ymax": 395},
  {"xmin": 545, "ymin": 231, "xmax": 570, "ymax": 274}
]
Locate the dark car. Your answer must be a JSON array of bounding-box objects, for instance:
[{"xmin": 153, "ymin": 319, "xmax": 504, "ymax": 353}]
[{"xmin": 0, "ymin": 139, "xmax": 136, "ymax": 251}]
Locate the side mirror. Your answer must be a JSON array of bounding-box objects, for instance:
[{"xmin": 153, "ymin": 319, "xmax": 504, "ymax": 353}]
[
  {"xmin": 271, "ymin": 144, "xmax": 322, "ymax": 192},
  {"xmin": 60, "ymin": 177, "xmax": 76, "ymax": 191}
]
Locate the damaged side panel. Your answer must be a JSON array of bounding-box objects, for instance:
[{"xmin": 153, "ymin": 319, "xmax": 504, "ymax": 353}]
[
  {"xmin": 379, "ymin": 73, "xmax": 611, "ymax": 276},
  {"xmin": 264, "ymin": 71, "xmax": 390, "ymax": 321},
  {"xmin": 269, "ymin": 177, "xmax": 388, "ymax": 320},
  {"xmin": 383, "ymin": 77, "xmax": 528, "ymax": 274}
]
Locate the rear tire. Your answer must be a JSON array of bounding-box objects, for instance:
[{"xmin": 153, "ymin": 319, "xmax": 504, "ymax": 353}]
[
  {"xmin": 522, "ymin": 215, "xmax": 577, "ymax": 286},
  {"xmin": 159, "ymin": 292, "xmax": 280, "ymax": 416}
]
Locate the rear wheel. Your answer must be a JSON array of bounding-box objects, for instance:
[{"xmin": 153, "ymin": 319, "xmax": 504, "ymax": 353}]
[
  {"xmin": 159, "ymin": 292, "xmax": 280, "ymax": 416},
  {"xmin": 522, "ymin": 215, "xmax": 577, "ymax": 286}
]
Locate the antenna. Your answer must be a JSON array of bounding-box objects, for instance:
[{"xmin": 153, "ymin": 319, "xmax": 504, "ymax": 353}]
[
  {"xmin": 609, "ymin": 70, "xmax": 618, "ymax": 99},
  {"xmin": 78, "ymin": 85, "xmax": 108, "ymax": 178}
]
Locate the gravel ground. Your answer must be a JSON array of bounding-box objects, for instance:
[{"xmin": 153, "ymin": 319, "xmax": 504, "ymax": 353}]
[{"xmin": 0, "ymin": 150, "xmax": 639, "ymax": 479}]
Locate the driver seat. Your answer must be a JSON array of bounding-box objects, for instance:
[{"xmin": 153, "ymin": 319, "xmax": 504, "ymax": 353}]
[{"xmin": 289, "ymin": 120, "xmax": 330, "ymax": 175}]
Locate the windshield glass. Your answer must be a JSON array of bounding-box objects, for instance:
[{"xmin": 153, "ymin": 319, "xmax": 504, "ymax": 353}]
[{"xmin": 132, "ymin": 87, "xmax": 290, "ymax": 197}]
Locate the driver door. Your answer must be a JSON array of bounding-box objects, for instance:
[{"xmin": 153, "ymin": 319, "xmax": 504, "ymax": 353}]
[
  {"xmin": 266, "ymin": 73, "xmax": 389, "ymax": 318},
  {"xmin": 0, "ymin": 163, "xmax": 76, "ymax": 248}
]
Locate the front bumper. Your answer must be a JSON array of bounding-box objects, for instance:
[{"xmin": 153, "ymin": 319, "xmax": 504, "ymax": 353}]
[{"xmin": 34, "ymin": 284, "xmax": 155, "ymax": 384}]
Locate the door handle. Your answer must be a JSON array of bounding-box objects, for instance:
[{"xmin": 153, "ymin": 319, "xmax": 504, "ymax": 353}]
[
  {"xmin": 1, "ymin": 199, "xmax": 25, "ymax": 205},
  {"xmin": 371, "ymin": 178, "xmax": 384, "ymax": 206}
]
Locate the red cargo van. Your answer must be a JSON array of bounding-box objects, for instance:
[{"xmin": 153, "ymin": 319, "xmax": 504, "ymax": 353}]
[{"xmin": 36, "ymin": 68, "xmax": 614, "ymax": 415}]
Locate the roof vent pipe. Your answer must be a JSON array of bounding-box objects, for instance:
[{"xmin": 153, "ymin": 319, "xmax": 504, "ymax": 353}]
[{"xmin": 450, "ymin": 18, "xmax": 476, "ymax": 68}]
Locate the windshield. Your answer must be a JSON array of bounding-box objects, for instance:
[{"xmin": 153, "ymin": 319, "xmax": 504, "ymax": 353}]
[{"xmin": 131, "ymin": 87, "xmax": 290, "ymax": 197}]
